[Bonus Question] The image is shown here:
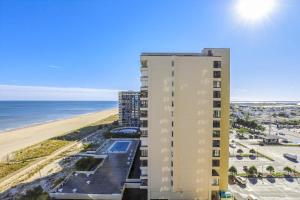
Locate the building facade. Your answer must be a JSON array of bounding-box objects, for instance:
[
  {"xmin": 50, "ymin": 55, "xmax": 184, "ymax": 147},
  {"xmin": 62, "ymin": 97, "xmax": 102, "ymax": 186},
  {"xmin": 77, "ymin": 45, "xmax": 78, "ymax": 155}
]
[
  {"xmin": 139, "ymin": 48, "xmax": 230, "ymax": 200},
  {"xmin": 118, "ymin": 91, "xmax": 140, "ymax": 127}
]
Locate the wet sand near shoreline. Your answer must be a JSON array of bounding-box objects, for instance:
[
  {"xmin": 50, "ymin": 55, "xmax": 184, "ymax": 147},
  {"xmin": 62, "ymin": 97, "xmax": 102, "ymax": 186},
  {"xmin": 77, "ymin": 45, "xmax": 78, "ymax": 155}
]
[{"xmin": 0, "ymin": 108, "xmax": 117, "ymax": 160}]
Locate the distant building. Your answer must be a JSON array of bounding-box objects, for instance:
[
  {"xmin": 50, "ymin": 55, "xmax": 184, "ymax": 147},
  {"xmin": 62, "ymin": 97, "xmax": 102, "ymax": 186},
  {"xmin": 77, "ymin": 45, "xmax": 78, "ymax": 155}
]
[
  {"xmin": 118, "ymin": 91, "xmax": 140, "ymax": 127},
  {"xmin": 139, "ymin": 48, "xmax": 230, "ymax": 200}
]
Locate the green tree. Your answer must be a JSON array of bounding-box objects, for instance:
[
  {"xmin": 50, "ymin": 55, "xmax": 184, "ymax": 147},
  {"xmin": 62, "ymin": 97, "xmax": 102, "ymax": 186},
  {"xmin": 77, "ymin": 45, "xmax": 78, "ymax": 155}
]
[
  {"xmin": 249, "ymin": 148, "xmax": 256, "ymax": 155},
  {"xmin": 248, "ymin": 166, "xmax": 258, "ymax": 176},
  {"xmin": 237, "ymin": 149, "xmax": 243, "ymax": 155},
  {"xmin": 266, "ymin": 165, "xmax": 275, "ymax": 174},
  {"xmin": 229, "ymin": 166, "xmax": 237, "ymax": 176},
  {"xmin": 283, "ymin": 166, "xmax": 292, "ymax": 175}
]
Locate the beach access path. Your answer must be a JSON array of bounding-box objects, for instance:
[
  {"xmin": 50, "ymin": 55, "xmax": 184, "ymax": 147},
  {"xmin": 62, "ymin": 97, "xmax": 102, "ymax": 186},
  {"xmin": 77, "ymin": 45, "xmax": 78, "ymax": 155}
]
[{"xmin": 0, "ymin": 108, "xmax": 117, "ymax": 160}]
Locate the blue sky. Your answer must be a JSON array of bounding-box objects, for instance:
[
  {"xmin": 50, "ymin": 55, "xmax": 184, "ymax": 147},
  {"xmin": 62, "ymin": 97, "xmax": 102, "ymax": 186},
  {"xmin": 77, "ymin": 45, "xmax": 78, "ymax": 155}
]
[{"xmin": 0, "ymin": 0, "xmax": 299, "ymax": 101}]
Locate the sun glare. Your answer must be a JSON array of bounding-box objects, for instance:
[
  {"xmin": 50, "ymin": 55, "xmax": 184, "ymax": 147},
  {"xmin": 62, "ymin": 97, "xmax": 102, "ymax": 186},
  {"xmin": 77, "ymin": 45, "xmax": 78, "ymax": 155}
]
[{"xmin": 235, "ymin": 0, "xmax": 277, "ymax": 23}]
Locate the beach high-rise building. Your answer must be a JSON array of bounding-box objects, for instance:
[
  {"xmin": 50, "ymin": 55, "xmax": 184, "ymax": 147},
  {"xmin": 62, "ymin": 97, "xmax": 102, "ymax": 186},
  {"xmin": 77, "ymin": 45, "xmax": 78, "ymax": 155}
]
[
  {"xmin": 118, "ymin": 91, "xmax": 140, "ymax": 127},
  {"xmin": 139, "ymin": 48, "xmax": 230, "ymax": 200}
]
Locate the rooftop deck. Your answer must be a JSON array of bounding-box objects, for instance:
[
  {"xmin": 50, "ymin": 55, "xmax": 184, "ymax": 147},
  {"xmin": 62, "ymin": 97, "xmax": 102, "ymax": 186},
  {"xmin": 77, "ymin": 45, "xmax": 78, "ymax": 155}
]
[{"xmin": 51, "ymin": 139, "xmax": 140, "ymax": 199}]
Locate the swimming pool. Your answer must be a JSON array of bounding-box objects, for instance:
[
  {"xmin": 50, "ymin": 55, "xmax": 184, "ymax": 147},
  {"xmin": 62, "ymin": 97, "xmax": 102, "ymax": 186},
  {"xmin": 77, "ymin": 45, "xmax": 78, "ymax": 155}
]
[{"xmin": 108, "ymin": 141, "xmax": 132, "ymax": 153}]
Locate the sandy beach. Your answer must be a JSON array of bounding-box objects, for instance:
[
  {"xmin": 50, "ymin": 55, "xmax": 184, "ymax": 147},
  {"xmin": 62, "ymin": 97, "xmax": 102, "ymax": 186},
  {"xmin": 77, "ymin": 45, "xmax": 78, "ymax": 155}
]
[{"xmin": 0, "ymin": 108, "xmax": 117, "ymax": 160}]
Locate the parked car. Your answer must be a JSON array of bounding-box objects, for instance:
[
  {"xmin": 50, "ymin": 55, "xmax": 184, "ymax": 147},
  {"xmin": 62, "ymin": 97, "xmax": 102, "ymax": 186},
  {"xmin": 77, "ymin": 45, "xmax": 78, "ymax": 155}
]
[
  {"xmin": 283, "ymin": 153, "xmax": 297, "ymax": 161},
  {"xmin": 236, "ymin": 176, "xmax": 247, "ymax": 185},
  {"xmin": 279, "ymin": 132, "xmax": 285, "ymax": 136},
  {"xmin": 243, "ymin": 166, "xmax": 248, "ymax": 171},
  {"xmin": 247, "ymin": 194, "xmax": 258, "ymax": 200},
  {"xmin": 230, "ymin": 143, "xmax": 236, "ymax": 148}
]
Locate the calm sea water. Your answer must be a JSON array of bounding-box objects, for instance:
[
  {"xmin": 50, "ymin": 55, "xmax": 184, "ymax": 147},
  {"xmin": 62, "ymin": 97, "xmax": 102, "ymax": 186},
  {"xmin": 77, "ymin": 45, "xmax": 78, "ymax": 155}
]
[{"xmin": 0, "ymin": 101, "xmax": 117, "ymax": 132}]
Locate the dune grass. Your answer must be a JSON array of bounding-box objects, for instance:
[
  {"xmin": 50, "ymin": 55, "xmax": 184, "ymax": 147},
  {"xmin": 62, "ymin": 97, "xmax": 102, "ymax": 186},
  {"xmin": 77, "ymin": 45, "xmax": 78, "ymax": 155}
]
[{"xmin": 0, "ymin": 114, "xmax": 118, "ymax": 180}]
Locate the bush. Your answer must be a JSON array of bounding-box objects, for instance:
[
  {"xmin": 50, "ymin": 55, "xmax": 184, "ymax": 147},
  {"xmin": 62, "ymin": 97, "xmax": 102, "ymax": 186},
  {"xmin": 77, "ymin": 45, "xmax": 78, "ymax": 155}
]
[{"xmin": 17, "ymin": 186, "xmax": 50, "ymax": 200}]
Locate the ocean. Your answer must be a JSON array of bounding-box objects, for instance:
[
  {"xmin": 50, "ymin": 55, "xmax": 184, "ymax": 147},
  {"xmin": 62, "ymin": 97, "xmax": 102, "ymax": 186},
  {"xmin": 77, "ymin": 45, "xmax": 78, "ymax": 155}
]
[{"xmin": 0, "ymin": 101, "xmax": 117, "ymax": 132}]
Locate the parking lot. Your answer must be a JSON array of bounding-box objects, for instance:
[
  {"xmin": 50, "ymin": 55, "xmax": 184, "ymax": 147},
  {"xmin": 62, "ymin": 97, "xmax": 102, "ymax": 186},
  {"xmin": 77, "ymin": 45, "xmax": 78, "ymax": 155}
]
[{"xmin": 230, "ymin": 177, "xmax": 300, "ymax": 200}]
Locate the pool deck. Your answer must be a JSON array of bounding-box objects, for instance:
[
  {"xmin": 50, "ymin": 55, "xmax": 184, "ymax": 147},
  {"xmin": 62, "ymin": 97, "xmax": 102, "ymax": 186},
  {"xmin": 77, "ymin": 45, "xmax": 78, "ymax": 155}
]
[{"xmin": 50, "ymin": 139, "xmax": 140, "ymax": 199}]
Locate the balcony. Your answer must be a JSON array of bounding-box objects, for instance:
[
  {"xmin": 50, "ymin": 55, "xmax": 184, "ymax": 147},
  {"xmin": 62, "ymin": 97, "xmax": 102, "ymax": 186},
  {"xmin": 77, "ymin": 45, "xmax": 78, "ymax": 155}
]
[
  {"xmin": 213, "ymin": 130, "xmax": 220, "ymax": 138},
  {"xmin": 213, "ymin": 140, "xmax": 220, "ymax": 148},
  {"xmin": 140, "ymin": 110, "xmax": 148, "ymax": 118},
  {"xmin": 212, "ymin": 169, "xmax": 219, "ymax": 177},
  {"xmin": 213, "ymin": 61, "xmax": 221, "ymax": 68},
  {"xmin": 141, "ymin": 149, "xmax": 148, "ymax": 157},
  {"xmin": 212, "ymin": 159, "xmax": 220, "ymax": 167},
  {"xmin": 140, "ymin": 160, "xmax": 148, "ymax": 167},
  {"xmin": 140, "ymin": 130, "xmax": 148, "ymax": 137},
  {"xmin": 140, "ymin": 179, "xmax": 148, "ymax": 189},
  {"xmin": 141, "ymin": 60, "xmax": 148, "ymax": 68},
  {"xmin": 140, "ymin": 120, "xmax": 148, "ymax": 128},
  {"xmin": 140, "ymin": 90, "xmax": 148, "ymax": 98}
]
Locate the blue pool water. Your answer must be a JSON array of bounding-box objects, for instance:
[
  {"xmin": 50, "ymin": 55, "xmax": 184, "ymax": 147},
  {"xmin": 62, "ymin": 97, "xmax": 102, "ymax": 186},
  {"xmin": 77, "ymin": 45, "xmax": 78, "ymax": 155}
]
[{"xmin": 108, "ymin": 141, "xmax": 131, "ymax": 153}]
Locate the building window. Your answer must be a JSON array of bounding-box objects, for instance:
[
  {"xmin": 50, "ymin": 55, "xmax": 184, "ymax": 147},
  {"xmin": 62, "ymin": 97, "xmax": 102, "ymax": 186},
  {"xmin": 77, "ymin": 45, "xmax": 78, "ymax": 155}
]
[
  {"xmin": 140, "ymin": 90, "xmax": 148, "ymax": 98},
  {"xmin": 213, "ymin": 130, "xmax": 220, "ymax": 137},
  {"xmin": 171, "ymin": 60, "xmax": 174, "ymax": 66},
  {"xmin": 213, "ymin": 71, "xmax": 221, "ymax": 78},
  {"xmin": 213, "ymin": 91, "xmax": 221, "ymax": 98},
  {"xmin": 213, "ymin": 140, "xmax": 220, "ymax": 147},
  {"xmin": 212, "ymin": 159, "xmax": 220, "ymax": 167},
  {"xmin": 213, "ymin": 101, "xmax": 221, "ymax": 108},
  {"xmin": 213, "ymin": 120, "xmax": 220, "ymax": 128},
  {"xmin": 213, "ymin": 110, "xmax": 221, "ymax": 118},
  {"xmin": 213, "ymin": 61, "xmax": 221, "ymax": 68},
  {"xmin": 213, "ymin": 150, "xmax": 220, "ymax": 157},
  {"xmin": 213, "ymin": 81, "xmax": 221, "ymax": 88}
]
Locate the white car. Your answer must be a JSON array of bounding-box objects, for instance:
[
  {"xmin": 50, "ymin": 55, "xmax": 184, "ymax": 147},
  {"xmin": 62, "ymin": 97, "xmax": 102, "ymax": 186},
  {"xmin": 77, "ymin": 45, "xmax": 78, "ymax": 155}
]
[
  {"xmin": 230, "ymin": 143, "xmax": 236, "ymax": 148},
  {"xmin": 236, "ymin": 176, "xmax": 247, "ymax": 185}
]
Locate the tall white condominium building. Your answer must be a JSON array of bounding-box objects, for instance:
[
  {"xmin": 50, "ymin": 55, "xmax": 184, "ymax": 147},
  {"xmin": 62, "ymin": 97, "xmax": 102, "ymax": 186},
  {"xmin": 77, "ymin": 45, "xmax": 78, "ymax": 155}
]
[
  {"xmin": 118, "ymin": 91, "xmax": 140, "ymax": 127},
  {"xmin": 139, "ymin": 48, "xmax": 230, "ymax": 200}
]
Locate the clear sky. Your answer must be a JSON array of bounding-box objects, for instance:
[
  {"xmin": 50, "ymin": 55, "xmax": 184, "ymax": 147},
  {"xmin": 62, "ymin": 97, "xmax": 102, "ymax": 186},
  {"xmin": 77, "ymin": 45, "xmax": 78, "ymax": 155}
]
[{"xmin": 0, "ymin": 0, "xmax": 299, "ymax": 101}]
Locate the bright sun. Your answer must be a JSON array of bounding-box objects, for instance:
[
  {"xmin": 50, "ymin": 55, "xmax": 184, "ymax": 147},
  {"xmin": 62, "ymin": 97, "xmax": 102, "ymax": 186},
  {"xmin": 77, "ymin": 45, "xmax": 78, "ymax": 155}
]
[{"xmin": 235, "ymin": 0, "xmax": 277, "ymax": 23}]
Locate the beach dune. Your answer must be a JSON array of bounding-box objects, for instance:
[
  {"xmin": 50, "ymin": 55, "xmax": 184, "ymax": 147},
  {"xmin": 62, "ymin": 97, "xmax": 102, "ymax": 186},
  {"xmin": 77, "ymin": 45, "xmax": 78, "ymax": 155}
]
[{"xmin": 0, "ymin": 108, "xmax": 117, "ymax": 160}]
